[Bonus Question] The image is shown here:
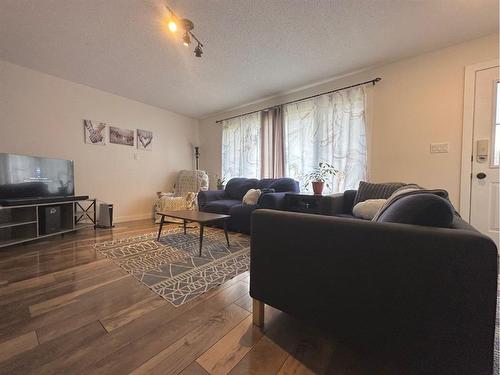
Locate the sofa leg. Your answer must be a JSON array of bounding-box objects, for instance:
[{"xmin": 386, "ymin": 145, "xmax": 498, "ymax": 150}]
[{"xmin": 252, "ymin": 299, "xmax": 264, "ymax": 329}]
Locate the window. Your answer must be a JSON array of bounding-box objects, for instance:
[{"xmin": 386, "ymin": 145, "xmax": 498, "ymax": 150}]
[
  {"xmin": 220, "ymin": 86, "xmax": 368, "ymax": 193},
  {"xmin": 493, "ymin": 81, "xmax": 500, "ymax": 166},
  {"xmin": 284, "ymin": 86, "xmax": 367, "ymax": 193},
  {"xmin": 221, "ymin": 112, "xmax": 261, "ymax": 180}
]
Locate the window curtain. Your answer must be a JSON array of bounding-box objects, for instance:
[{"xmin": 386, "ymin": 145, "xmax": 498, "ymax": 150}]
[
  {"xmin": 221, "ymin": 112, "xmax": 261, "ymax": 180},
  {"xmin": 284, "ymin": 86, "xmax": 367, "ymax": 193},
  {"xmin": 260, "ymin": 107, "xmax": 285, "ymax": 178}
]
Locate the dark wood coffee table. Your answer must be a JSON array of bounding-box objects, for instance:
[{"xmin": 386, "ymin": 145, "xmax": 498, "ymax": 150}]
[{"xmin": 156, "ymin": 210, "xmax": 230, "ymax": 257}]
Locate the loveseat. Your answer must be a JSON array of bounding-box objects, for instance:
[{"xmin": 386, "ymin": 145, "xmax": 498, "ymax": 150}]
[
  {"xmin": 250, "ymin": 187, "xmax": 498, "ymax": 374},
  {"xmin": 198, "ymin": 177, "xmax": 299, "ymax": 233}
]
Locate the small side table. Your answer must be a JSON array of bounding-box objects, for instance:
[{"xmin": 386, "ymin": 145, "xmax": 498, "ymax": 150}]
[{"xmin": 284, "ymin": 193, "xmax": 333, "ymax": 215}]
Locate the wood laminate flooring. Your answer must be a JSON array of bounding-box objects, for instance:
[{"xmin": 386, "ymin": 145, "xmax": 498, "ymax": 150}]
[{"xmin": 0, "ymin": 219, "xmax": 394, "ymax": 375}]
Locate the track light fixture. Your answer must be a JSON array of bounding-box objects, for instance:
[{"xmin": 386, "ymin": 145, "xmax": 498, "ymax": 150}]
[
  {"xmin": 194, "ymin": 43, "xmax": 203, "ymax": 57},
  {"xmin": 165, "ymin": 4, "xmax": 205, "ymax": 58},
  {"xmin": 183, "ymin": 31, "xmax": 191, "ymax": 46}
]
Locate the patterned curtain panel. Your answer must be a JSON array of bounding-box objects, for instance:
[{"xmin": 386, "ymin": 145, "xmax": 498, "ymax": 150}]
[
  {"xmin": 222, "ymin": 112, "xmax": 261, "ymax": 180},
  {"xmin": 284, "ymin": 86, "xmax": 367, "ymax": 193}
]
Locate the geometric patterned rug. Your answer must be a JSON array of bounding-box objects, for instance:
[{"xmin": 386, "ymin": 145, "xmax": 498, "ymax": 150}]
[{"xmin": 93, "ymin": 226, "xmax": 250, "ymax": 306}]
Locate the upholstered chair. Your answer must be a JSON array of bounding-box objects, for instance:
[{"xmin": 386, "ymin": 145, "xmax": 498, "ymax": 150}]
[{"xmin": 153, "ymin": 170, "xmax": 209, "ymax": 223}]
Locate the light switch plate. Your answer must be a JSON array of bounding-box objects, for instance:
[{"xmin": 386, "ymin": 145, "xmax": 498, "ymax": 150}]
[{"xmin": 430, "ymin": 142, "xmax": 449, "ymax": 153}]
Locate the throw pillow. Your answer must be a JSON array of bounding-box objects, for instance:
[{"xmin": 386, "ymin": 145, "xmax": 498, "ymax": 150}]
[
  {"xmin": 375, "ymin": 193, "xmax": 454, "ymax": 228},
  {"xmin": 260, "ymin": 188, "xmax": 276, "ymax": 195},
  {"xmin": 242, "ymin": 189, "xmax": 261, "ymax": 205},
  {"xmin": 353, "ymin": 181, "xmax": 405, "ymax": 206},
  {"xmin": 372, "ymin": 184, "xmax": 449, "ymax": 221},
  {"xmin": 352, "ymin": 199, "xmax": 387, "ymax": 220}
]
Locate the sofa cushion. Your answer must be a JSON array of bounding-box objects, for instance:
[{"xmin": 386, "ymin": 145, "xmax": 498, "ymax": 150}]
[
  {"xmin": 242, "ymin": 189, "xmax": 261, "ymax": 205},
  {"xmin": 257, "ymin": 178, "xmax": 299, "ymax": 193},
  {"xmin": 258, "ymin": 192, "xmax": 287, "ymax": 210},
  {"xmin": 202, "ymin": 199, "xmax": 241, "ymax": 215},
  {"xmin": 260, "ymin": 188, "xmax": 275, "ymax": 194},
  {"xmin": 225, "ymin": 178, "xmax": 259, "ymax": 200},
  {"xmin": 375, "ymin": 193, "xmax": 454, "ymax": 228},
  {"xmin": 352, "ymin": 199, "xmax": 387, "ymax": 220},
  {"xmin": 353, "ymin": 181, "xmax": 405, "ymax": 206}
]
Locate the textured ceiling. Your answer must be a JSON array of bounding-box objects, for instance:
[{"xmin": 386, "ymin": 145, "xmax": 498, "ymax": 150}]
[{"xmin": 0, "ymin": 0, "xmax": 498, "ymax": 119}]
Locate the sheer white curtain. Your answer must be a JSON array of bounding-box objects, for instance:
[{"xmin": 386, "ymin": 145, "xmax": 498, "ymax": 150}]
[
  {"xmin": 221, "ymin": 112, "xmax": 261, "ymax": 180},
  {"xmin": 284, "ymin": 86, "xmax": 367, "ymax": 193}
]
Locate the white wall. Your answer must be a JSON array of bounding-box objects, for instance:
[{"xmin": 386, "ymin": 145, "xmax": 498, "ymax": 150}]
[
  {"xmin": 0, "ymin": 60, "xmax": 199, "ymax": 222},
  {"xmin": 198, "ymin": 34, "xmax": 499, "ymax": 208}
]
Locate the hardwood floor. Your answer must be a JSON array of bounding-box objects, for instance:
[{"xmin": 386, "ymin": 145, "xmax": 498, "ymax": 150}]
[{"xmin": 0, "ymin": 219, "xmax": 391, "ymax": 375}]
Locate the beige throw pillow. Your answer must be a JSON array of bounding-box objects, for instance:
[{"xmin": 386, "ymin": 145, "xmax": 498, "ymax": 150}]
[
  {"xmin": 242, "ymin": 189, "xmax": 261, "ymax": 205},
  {"xmin": 352, "ymin": 199, "xmax": 387, "ymax": 220}
]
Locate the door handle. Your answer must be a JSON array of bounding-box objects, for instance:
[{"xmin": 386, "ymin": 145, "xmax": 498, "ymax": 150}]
[{"xmin": 476, "ymin": 172, "xmax": 487, "ymax": 180}]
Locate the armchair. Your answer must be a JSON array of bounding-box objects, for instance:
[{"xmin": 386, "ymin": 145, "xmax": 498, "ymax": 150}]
[{"xmin": 153, "ymin": 170, "xmax": 209, "ymax": 223}]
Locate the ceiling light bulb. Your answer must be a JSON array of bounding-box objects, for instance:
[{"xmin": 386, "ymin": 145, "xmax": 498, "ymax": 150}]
[
  {"xmin": 183, "ymin": 32, "xmax": 191, "ymax": 46},
  {"xmin": 168, "ymin": 20, "xmax": 177, "ymax": 32}
]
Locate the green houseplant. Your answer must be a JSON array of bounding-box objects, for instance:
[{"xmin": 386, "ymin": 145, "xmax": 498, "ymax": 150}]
[
  {"xmin": 216, "ymin": 176, "xmax": 226, "ymax": 190},
  {"xmin": 304, "ymin": 162, "xmax": 340, "ymax": 195}
]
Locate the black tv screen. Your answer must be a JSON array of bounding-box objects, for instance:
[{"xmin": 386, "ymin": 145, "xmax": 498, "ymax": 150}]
[{"xmin": 0, "ymin": 153, "xmax": 74, "ymax": 199}]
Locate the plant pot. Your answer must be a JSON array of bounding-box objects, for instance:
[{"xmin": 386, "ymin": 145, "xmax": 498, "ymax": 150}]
[{"xmin": 312, "ymin": 181, "xmax": 324, "ymax": 195}]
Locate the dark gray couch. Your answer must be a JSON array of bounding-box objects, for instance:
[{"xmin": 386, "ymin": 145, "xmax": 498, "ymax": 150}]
[
  {"xmin": 198, "ymin": 177, "xmax": 299, "ymax": 233},
  {"xmin": 250, "ymin": 191, "xmax": 498, "ymax": 374}
]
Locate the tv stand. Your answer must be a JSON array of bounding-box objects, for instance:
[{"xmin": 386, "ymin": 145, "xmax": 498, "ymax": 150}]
[{"xmin": 0, "ymin": 197, "xmax": 96, "ymax": 249}]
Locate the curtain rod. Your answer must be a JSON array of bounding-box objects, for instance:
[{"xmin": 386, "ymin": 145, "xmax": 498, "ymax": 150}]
[{"xmin": 215, "ymin": 77, "xmax": 381, "ymax": 124}]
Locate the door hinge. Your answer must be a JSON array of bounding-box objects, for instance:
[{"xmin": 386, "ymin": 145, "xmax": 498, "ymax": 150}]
[{"xmin": 471, "ymin": 155, "xmax": 473, "ymax": 162}]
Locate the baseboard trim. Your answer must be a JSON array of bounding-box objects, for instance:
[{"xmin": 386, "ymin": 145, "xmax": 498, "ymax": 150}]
[{"xmin": 114, "ymin": 213, "xmax": 152, "ymax": 223}]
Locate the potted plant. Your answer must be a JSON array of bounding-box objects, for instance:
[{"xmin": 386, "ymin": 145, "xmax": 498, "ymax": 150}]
[
  {"xmin": 216, "ymin": 176, "xmax": 226, "ymax": 190},
  {"xmin": 304, "ymin": 162, "xmax": 340, "ymax": 195}
]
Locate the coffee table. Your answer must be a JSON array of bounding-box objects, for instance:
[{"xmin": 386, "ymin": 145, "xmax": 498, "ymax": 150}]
[{"xmin": 156, "ymin": 210, "xmax": 230, "ymax": 257}]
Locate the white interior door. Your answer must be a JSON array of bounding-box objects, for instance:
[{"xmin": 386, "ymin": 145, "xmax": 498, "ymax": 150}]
[{"xmin": 470, "ymin": 66, "xmax": 500, "ymax": 246}]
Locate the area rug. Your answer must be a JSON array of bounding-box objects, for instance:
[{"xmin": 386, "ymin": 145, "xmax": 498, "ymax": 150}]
[{"xmin": 93, "ymin": 227, "xmax": 250, "ymax": 306}]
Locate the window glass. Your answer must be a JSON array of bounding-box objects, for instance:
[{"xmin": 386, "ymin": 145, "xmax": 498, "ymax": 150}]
[
  {"xmin": 284, "ymin": 86, "xmax": 367, "ymax": 193},
  {"xmin": 221, "ymin": 112, "xmax": 261, "ymax": 180}
]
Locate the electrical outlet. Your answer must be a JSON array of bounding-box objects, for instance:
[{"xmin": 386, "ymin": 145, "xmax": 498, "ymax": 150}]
[{"xmin": 430, "ymin": 142, "xmax": 449, "ymax": 154}]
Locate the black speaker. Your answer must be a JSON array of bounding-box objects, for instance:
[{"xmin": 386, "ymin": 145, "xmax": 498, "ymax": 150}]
[{"xmin": 40, "ymin": 205, "xmax": 61, "ymax": 235}]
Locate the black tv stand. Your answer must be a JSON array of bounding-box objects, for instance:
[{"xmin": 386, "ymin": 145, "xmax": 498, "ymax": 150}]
[
  {"xmin": 0, "ymin": 195, "xmax": 89, "ymax": 207},
  {"xmin": 0, "ymin": 197, "xmax": 96, "ymax": 248}
]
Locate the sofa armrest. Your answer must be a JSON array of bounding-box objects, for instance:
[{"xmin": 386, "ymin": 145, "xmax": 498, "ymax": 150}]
[
  {"xmin": 250, "ymin": 209, "xmax": 497, "ymax": 373},
  {"xmin": 257, "ymin": 192, "xmax": 287, "ymax": 210},
  {"xmin": 328, "ymin": 193, "xmax": 346, "ymax": 215},
  {"xmin": 197, "ymin": 190, "xmax": 227, "ymax": 209},
  {"xmin": 326, "ymin": 190, "xmax": 357, "ymax": 215}
]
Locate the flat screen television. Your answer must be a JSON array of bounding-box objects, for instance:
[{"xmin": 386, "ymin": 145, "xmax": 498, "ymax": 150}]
[{"xmin": 0, "ymin": 153, "xmax": 74, "ymax": 199}]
